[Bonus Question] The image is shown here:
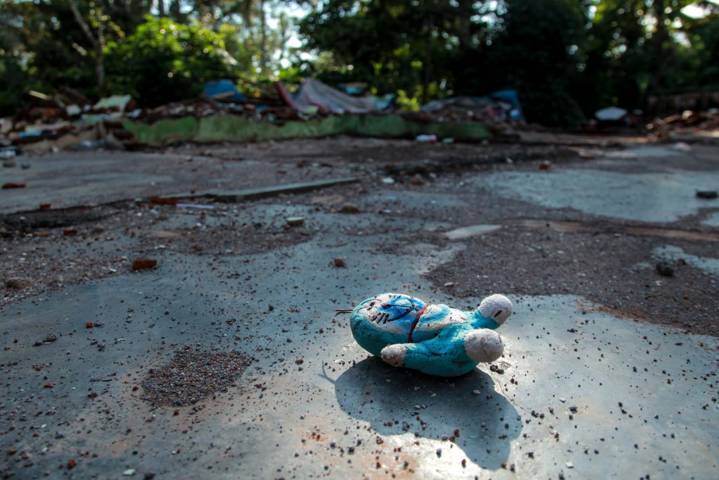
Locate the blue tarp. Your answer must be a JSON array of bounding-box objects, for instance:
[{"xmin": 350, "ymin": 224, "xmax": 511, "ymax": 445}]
[{"xmin": 202, "ymin": 80, "xmax": 245, "ymax": 102}]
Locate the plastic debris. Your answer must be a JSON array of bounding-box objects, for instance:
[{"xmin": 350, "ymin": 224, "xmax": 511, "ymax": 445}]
[
  {"xmin": 94, "ymin": 95, "xmax": 133, "ymax": 113},
  {"xmin": 0, "ymin": 146, "xmax": 17, "ymax": 158},
  {"xmin": 415, "ymin": 134, "xmax": 438, "ymax": 143},
  {"xmin": 422, "ymin": 90, "xmax": 525, "ymax": 123},
  {"xmin": 202, "ymin": 79, "xmax": 246, "ymax": 102},
  {"xmin": 276, "ymin": 78, "xmax": 393, "ymax": 115},
  {"xmin": 595, "ymin": 106, "xmax": 627, "ymax": 121}
]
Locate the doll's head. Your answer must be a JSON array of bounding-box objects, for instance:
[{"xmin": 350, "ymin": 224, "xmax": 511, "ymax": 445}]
[{"xmin": 477, "ymin": 294, "xmax": 512, "ymax": 326}]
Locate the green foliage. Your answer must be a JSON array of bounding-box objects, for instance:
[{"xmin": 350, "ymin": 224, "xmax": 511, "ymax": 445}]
[
  {"xmin": 104, "ymin": 17, "xmax": 236, "ymax": 106},
  {"xmin": 300, "ymin": 0, "xmax": 589, "ymax": 126},
  {"xmin": 0, "ymin": 56, "xmax": 28, "ymax": 116},
  {"xmin": 489, "ymin": 0, "xmax": 588, "ymax": 126},
  {"xmin": 1, "ymin": 0, "xmax": 719, "ymax": 125}
]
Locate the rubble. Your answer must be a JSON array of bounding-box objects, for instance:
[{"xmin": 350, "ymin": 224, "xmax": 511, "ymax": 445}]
[
  {"xmin": 646, "ymin": 108, "xmax": 719, "ymax": 139},
  {"xmin": 286, "ymin": 217, "xmax": 305, "ymax": 227},
  {"xmin": 0, "ymin": 79, "xmax": 519, "ymax": 154},
  {"xmin": 696, "ymin": 190, "xmax": 718, "ymax": 199},
  {"xmin": 131, "ymin": 258, "xmax": 158, "ymax": 271}
]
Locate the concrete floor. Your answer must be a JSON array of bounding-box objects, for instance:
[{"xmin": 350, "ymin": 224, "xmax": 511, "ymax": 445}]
[{"xmin": 1, "ymin": 137, "xmax": 718, "ymax": 479}]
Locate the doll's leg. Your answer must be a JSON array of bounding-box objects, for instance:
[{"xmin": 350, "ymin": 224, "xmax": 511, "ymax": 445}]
[
  {"xmin": 380, "ymin": 340, "xmax": 476, "ymax": 377},
  {"xmin": 463, "ymin": 329, "xmax": 504, "ymax": 363}
]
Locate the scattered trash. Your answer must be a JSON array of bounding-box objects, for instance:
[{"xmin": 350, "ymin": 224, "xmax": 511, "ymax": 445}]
[
  {"xmin": 65, "ymin": 104, "xmax": 82, "ymax": 116},
  {"xmin": 696, "ymin": 190, "xmax": 718, "ymax": 199},
  {"xmin": 332, "ymin": 258, "xmax": 347, "ymax": 268},
  {"xmin": 422, "ymin": 89, "xmax": 525, "ymax": 123},
  {"xmin": 672, "ymin": 142, "xmax": 692, "ymax": 152},
  {"xmin": 67, "ymin": 459, "xmax": 77, "ymax": 470},
  {"xmin": 646, "ymin": 108, "xmax": 719, "ymax": 138},
  {"xmin": 131, "ymin": 258, "xmax": 158, "ymax": 271},
  {"xmin": 202, "ymin": 79, "xmax": 246, "ymax": 103},
  {"xmin": 656, "ymin": 261, "xmax": 675, "ymax": 277},
  {"xmin": 444, "ymin": 224, "xmax": 501, "ymax": 240},
  {"xmin": 595, "ymin": 106, "xmax": 627, "ymax": 122},
  {"xmin": 276, "ymin": 78, "xmax": 393, "ymax": 115},
  {"xmin": 0, "ymin": 146, "xmax": 17, "ymax": 158},
  {"xmin": 94, "ymin": 95, "xmax": 133, "ymax": 113},
  {"xmin": 286, "ymin": 217, "xmax": 305, "ymax": 227},
  {"xmin": 0, "ymin": 118, "xmax": 12, "ymax": 134},
  {"xmin": 2, "ymin": 182, "xmax": 26, "ymax": 189},
  {"xmin": 415, "ymin": 134, "xmax": 438, "ymax": 143},
  {"xmin": 122, "ymin": 468, "xmax": 136, "ymax": 476},
  {"xmin": 538, "ymin": 160, "xmax": 552, "ymax": 171},
  {"xmin": 381, "ymin": 177, "xmax": 395, "ymax": 185}
]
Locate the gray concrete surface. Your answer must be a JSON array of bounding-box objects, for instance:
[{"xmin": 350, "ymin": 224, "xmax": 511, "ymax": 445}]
[{"xmin": 1, "ymin": 139, "xmax": 718, "ymax": 479}]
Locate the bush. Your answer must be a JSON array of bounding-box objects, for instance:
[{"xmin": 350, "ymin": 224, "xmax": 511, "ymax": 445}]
[{"xmin": 105, "ymin": 17, "xmax": 236, "ymax": 107}]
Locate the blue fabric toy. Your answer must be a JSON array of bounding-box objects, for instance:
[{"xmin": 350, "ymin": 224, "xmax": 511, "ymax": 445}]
[{"xmin": 350, "ymin": 293, "xmax": 511, "ymax": 377}]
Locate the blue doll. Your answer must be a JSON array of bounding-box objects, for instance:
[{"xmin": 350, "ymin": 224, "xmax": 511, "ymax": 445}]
[{"xmin": 350, "ymin": 293, "xmax": 511, "ymax": 377}]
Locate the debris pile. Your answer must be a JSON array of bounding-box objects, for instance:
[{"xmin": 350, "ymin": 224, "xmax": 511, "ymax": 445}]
[
  {"xmin": 646, "ymin": 109, "xmax": 719, "ymax": 139},
  {"xmin": 0, "ymin": 80, "xmax": 525, "ymax": 153},
  {"xmin": 0, "ymin": 91, "xmax": 137, "ymax": 154},
  {"xmin": 420, "ymin": 89, "xmax": 525, "ymax": 124}
]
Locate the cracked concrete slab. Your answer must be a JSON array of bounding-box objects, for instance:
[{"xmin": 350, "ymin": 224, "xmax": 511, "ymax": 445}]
[
  {"xmin": 477, "ymin": 168, "xmax": 719, "ymax": 223},
  {"xmin": 2, "ymin": 227, "xmax": 717, "ymax": 479},
  {"xmin": 2, "ymin": 137, "xmax": 719, "ymax": 479}
]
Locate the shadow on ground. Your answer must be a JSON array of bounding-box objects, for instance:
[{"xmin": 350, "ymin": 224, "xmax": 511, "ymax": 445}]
[{"xmin": 334, "ymin": 357, "xmax": 521, "ymax": 470}]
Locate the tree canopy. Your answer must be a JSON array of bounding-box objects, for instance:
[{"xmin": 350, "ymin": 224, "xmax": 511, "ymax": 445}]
[{"xmin": 1, "ymin": 0, "xmax": 718, "ymax": 124}]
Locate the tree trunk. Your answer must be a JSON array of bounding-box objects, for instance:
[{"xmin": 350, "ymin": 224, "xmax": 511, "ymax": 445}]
[
  {"xmin": 649, "ymin": 0, "xmax": 668, "ymax": 96},
  {"xmin": 422, "ymin": 20, "xmax": 433, "ymax": 104},
  {"xmin": 157, "ymin": 0, "xmax": 165, "ymax": 16},
  {"xmin": 259, "ymin": 0, "xmax": 267, "ymax": 75},
  {"xmin": 69, "ymin": 0, "xmax": 105, "ymax": 87}
]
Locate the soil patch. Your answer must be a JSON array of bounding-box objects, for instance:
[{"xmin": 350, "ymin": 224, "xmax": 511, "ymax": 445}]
[
  {"xmin": 426, "ymin": 225, "xmax": 719, "ymax": 336},
  {"xmin": 141, "ymin": 347, "xmax": 250, "ymax": 407}
]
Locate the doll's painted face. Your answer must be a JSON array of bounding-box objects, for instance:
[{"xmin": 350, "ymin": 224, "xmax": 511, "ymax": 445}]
[{"xmin": 478, "ymin": 294, "xmax": 512, "ymax": 325}]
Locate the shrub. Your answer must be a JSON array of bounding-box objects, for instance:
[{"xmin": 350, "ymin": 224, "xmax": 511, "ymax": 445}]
[{"xmin": 105, "ymin": 17, "xmax": 236, "ymax": 106}]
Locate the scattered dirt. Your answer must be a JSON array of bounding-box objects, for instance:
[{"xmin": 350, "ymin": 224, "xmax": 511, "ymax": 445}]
[
  {"xmin": 0, "ymin": 200, "xmax": 316, "ymax": 306},
  {"xmin": 426, "ymin": 225, "xmax": 719, "ymax": 336},
  {"xmin": 141, "ymin": 347, "xmax": 250, "ymax": 408}
]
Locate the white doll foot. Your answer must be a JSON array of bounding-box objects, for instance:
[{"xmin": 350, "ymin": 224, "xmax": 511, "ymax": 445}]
[
  {"xmin": 380, "ymin": 344, "xmax": 407, "ymax": 367},
  {"xmin": 464, "ymin": 330, "xmax": 504, "ymax": 363}
]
